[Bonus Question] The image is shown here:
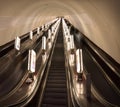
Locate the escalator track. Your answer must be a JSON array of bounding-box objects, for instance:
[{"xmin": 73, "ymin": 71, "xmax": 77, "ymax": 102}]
[
  {"xmin": 65, "ymin": 18, "xmax": 120, "ymax": 106},
  {"xmin": 40, "ymin": 22, "xmax": 68, "ymax": 107},
  {"xmin": 83, "ymin": 45, "xmax": 120, "ymax": 106}
]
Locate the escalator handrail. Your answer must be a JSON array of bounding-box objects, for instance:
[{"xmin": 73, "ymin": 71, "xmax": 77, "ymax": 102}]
[
  {"xmin": 0, "ymin": 33, "xmax": 43, "ymax": 81},
  {"xmin": 36, "ymin": 21, "xmax": 62, "ymax": 107},
  {"xmin": 0, "ymin": 28, "xmax": 38, "ymax": 58},
  {"xmin": 83, "ymin": 61, "xmax": 117, "ymax": 107},
  {"xmin": 62, "ymin": 23, "xmax": 81, "ymax": 107},
  {"xmin": 7, "ymin": 20, "xmax": 61, "ymax": 107},
  {"xmin": 65, "ymin": 19, "xmax": 120, "ymax": 89},
  {"xmin": 83, "ymin": 38, "xmax": 120, "ymax": 79},
  {"xmin": 64, "ymin": 18, "xmax": 120, "ymax": 107},
  {"xmin": 63, "ymin": 44, "xmax": 83, "ymax": 107},
  {"xmin": 65, "ymin": 18, "xmax": 120, "ymax": 75},
  {"xmin": 0, "ymin": 33, "xmax": 43, "ymax": 101},
  {"xmin": 84, "ymin": 46, "xmax": 120, "ymax": 95}
]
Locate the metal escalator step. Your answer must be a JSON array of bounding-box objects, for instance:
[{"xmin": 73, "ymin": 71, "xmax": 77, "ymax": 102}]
[
  {"xmin": 42, "ymin": 104, "xmax": 67, "ymax": 107},
  {"xmin": 46, "ymin": 83, "xmax": 66, "ymax": 88},
  {"xmin": 48, "ymin": 76, "xmax": 66, "ymax": 80},
  {"xmin": 49, "ymin": 70, "xmax": 65, "ymax": 72},
  {"xmin": 48, "ymin": 73, "xmax": 65, "ymax": 76},
  {"xmin": 47, "ymin": 79, "xmax": 66, "ymax": 83},
  {"xmin": 50, "ymin": 66, "xmax": 65, "ymax": 68},
  {"xmin": 49, "ymin": 72, "xmax": 65, "ymax": 74},
  {"xmin": 50, "ymin": 64, "xmax": 65, "ymax": 66},
  {"xmin": 41, "ymin": 23, "xmax": 68, "ymax": 107},
  {"xmin": 50, "ymin": 68, "xmax": 65, "ymax": 70},
  {"xmin": 49, "ymin": 68, "xmax": 65, "ymax": 71},
  {"xmin": 42, "ymin": 98, "xmax": 67, "ymax": 105},
  {"xmin": 52, "ymin": 58, "xmax": 64, "ymax": 60},
  {"xmin": 45, "ymin": 87, "xmax": 67, "ymax": 93},
  {"xmin": 50, "ymin": 63, "xmax": 64, "ymax": 65},
  {"xmin": 44, "ymin": 92, "xmax": 67, "ymax": 99},
  {"xmin": 49, "ymin": 71, "xmax": 65, "ymax": 73}
]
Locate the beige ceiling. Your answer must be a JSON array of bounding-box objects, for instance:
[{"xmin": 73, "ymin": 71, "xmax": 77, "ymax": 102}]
[{"xmin": 0, "ymin": 0, "xmax": 120, "ymax": 63}]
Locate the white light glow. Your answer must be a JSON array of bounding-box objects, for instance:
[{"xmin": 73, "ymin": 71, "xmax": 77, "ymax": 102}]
[
  {"xmin": 76, "ymin": 49, "xmax": 80, "ymax": 73},
  {"xmin": 42, "ymin": 36, "xmax": 46, "ymax": 51},
  {"xmin": 76, "ymin": 82, "xmax": 84, "ymax": 94},
  {"xmin": 15, "ymin": 36, "xmax": 20, "ymax": 51},
  {"xmin": 48, "ymin": 29, "xmax": 51, "ymax": 41},
  {"xmin": 37, "ymin": 27, "xmax": 40, "ymax": 34},
  {"xmin": 28, "ymin": 50, "xmax": 36, "ymax": 73},
  {"xmin": 30, "ymin": 31, "xmax": 33, "ymax": 40},
  {"xmin": 69, "ymin": 54, "xmax": 75, "ymax": 66},
  {"xmin": 76, "ymin": 49, "xmax": 84, "ymax": 73},
  {"xmin": 42, "ymin": 53, "xmax": 46, "ymax": 64},
  {"xmin": 48, "ymin": 42, "xmax": 51, "ymax": 49},
  {"xmin": 70, "ymin": 35, "xmax": 74, "ymax": 50},
  {"xmin": 67, "ymin": 42, "xmax": 70, "ymax": 51},
  {"xmin": 80, "ymin": 49, "xmax": 83, "ymax": 72},
  {"xmin": 42, "ymin": 25, "xmax": 44, "ymax": 31}
]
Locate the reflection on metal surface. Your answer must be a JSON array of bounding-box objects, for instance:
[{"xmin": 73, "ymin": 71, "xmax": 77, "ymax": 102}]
[
  {"xmin": 80, "ymin": 49, "xmax": 83, "ymax": 72},
  {"xmin": 42, "ymin": 25, "xmax": 44, "ymax": 31},
  {"xmin": 15, "ymin": 36, "xmax": 20, "ymax": 51},
  {"xmin": 70, "ymin": 35, "xmax": 74, "ymax": 50},
  {"xmin": 42, "ymin": 36, "xmax": 46, "ymax": 54},
  {"xmin": 42, "ymin": 53, "xmax": 46, "ymax": 64},
  {"xmin": 37, "ymin": 27, "xmax": 40, "ymax": 34},
  {"xmin": 48, "ymin": 29, "xmax": 51, "ymax": 41},
  {"xmin": 51, "ymin": 26, "xmax": 54, "ymax": 33},
  {"xmin": 67, "ymin": 42, "xmax": 70, "ymax": 51},
  {"xmin": 29, "ymin": 31, "xmax": 33, "ymax": 40},
  {"xmin": 48, "ymin": 42, "xmax": 51, "ymax": 49},
  {"xmin": 76, "ymin": 49, "xmax": 83, "ymax": 74},
  {"xmin": 69, "ymin": 54, "xmax": 75, "ymax": 66},
  {"xmin": 27, "ymin": 76, "xmax": 37, "ymax": 96},
  {"xmin": 76, "ymin": 49, "xmax": 80, "ymax": 73},
  {"xmin": 28, "ymin": 50, "xmax": 36, "ymax": 73},
  {"xmin": 76, "ymin": 82, "xmax": 84, "ymax": 95}
]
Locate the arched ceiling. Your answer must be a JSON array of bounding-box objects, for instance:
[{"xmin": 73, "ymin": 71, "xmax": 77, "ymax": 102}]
[{"xmin": 0, "ymin": 0, "xmax": 120, "ymax": 63}]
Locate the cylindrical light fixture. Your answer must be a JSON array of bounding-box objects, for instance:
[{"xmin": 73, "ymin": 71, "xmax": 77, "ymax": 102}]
[{"xmin": 42, "ymin": 36, "xmax": 46, "ymax": 54}]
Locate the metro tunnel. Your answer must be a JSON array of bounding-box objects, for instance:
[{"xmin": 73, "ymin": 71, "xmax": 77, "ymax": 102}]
[{"xmin": 0, "ymin": 0, "xmax": 120, "ymax": 107}]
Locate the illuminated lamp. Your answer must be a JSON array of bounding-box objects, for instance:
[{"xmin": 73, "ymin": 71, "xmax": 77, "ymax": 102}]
[
  {"xmin": 14, "ymin": 36, "xmax": 20, "ymax": 51},
  {"xmin": 42, "ymin": 36, "xmax": 46, "ymax": 55},
  {"xmin": 70, "ymin": 35, "xmax": 75, "ymax": 54},
  {"xmin": 76, "ymin": 49, "xmax": 83, "ymax": 80},
  {"xmin": 29, "ymin": 31, "xmax": 33, "ymax": 40},
  {"xmin": 27, "ymin": 49, "xmax": 36, "ymax": 83},
  {"xmin": 48, "ymin": 29, "xmax": 51, "ymax": 42},
  {"xmin": 37, "ymin": 27, "xmax": 40, "ymax": 35}
]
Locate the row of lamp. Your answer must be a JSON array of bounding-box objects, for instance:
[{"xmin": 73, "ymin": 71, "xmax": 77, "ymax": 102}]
[
  {"xmin": 62, "ymin": 18, "xmax": 83, "ymax": 81},
  {"xmin": 26, "ymin": 18, "xmax": 61, "ymax": 83}
]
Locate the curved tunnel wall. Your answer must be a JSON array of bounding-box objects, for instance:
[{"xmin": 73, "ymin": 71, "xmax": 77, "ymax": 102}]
[{"xmin": 0, "ymin": 0, "xmax": 120, "ymax": 63}]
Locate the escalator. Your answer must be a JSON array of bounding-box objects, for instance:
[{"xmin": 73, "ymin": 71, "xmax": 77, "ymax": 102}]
[
  {"xmin": 82, "ymin": 45, "xmax": 120, "ymax": 106},
  {"xmin": 73, "ymin": 32, "xmax": 120, "ymax": 106},
  {"xmin": 64, "ymin": 18, "xmax": 120, "ymax": 106},
  {"xmin": 40, "ymin": 22, "xmax": 68, "ymax": 107}
]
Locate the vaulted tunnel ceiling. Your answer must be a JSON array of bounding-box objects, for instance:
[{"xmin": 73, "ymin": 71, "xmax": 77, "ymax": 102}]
[{"xmin": 0, "ymin": 0, "xmax": 120, "ymax": 63}]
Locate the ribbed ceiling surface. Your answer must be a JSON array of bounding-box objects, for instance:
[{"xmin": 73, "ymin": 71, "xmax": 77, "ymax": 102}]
[{"xmin": 0, "ymin": 0, "xmax": 120, "ymax": 63}]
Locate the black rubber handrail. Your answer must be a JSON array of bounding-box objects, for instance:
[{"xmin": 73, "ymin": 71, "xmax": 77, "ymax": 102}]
[
  {"xmin": 83, "ymin": 37, "xmax": 120, "ymax": 76},
  {"xmin": 83, "ymin": 39, "xmax": 120, "ymax": 91}
]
